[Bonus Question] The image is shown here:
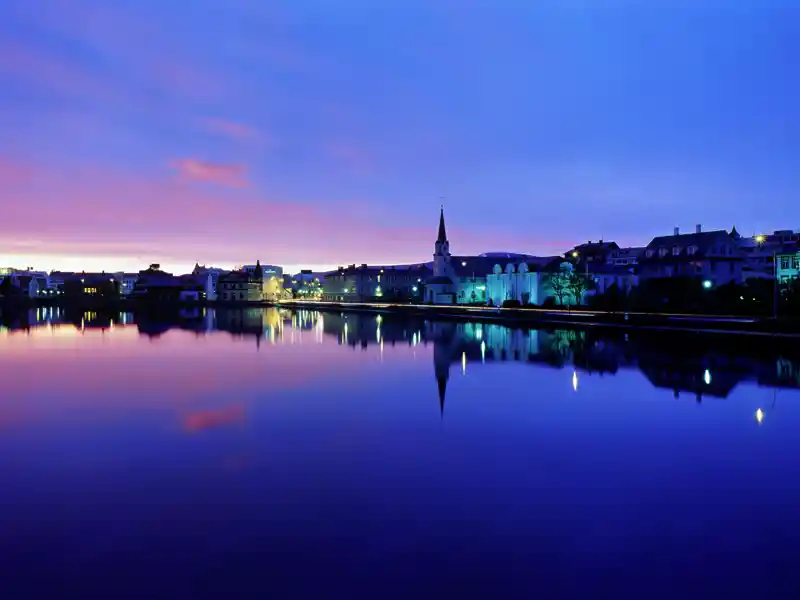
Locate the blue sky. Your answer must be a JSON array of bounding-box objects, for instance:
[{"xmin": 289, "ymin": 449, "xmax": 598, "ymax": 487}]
[{"xmin": 1, "ymin": 0, "xmax": 797, "ymax": 272}]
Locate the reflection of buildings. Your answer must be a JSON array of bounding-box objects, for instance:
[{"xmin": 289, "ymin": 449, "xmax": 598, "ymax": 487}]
[{"xmin": 5, "ymin": 307, "xmax": 800, "ymax": 407}]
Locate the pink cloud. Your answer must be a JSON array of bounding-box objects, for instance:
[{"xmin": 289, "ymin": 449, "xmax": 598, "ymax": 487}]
[{"xmin": 170, "ymin": 159, "xmax": 249, "ymax": 188}]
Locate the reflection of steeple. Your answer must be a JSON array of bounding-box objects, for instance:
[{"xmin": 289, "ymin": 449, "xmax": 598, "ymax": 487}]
[
  {"xmin": 437, "ymin": 376, "xmax": 447, "ymax": 416},
  {"xmin": 432, "ymin": 323, "xmax": 455, "ymax": 418}
]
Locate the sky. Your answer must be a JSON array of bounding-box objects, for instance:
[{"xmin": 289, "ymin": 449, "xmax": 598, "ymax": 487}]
[{"xmin": 1, "ymin": 0, "xmax": 798, "ymax": 274}]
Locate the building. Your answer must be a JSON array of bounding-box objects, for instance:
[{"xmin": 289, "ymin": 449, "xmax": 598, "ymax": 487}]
[
  {"xmin": 775, "ymin": 246, "xmax": 800, "ymax": 284},
  {"xmin": 116, "ymin": 273, "xmax": 140, "ymax": 296},
  {"xmin": 287, "ymin": 270, "xmax": 325, "ymax": 299},
  {"xmin": 191, "ymin": 264, "xmax": 229, "ymax": 301},
  {"xmin": 322, "ymin": 263, "xmax": 430, "ymax": 302},
  {"xmin": 566, "ymin": 240, "xmax": 620, "ymax": 264},
  {"xmin": 241, "ymin": 263, "xmax": 283, "ymax": 302},
  {"xmin": 734, "ymin": 228, "xmax": 800, "ymax": 281},
  {"xmin": 62, "ymin": 273, "xmax": 120, "ymax": 299},
  {"xmin": 639, "ymin": 225, "xmax": 744, "ymax": 286},
  {"xmin": 0, "ymin": 268, "xmax": 52, "ymax": 297},
  {"xmin": 132, "ymin": 264, "xmax": 183, "ymax": 302},
  {"xmin": 425, "ymin": 207, "xmax": 557, "ymax": 305},
  {"xmin": 606, "ymin": 247, "xmax": 645, "ymax": 267},
  {"xmin": 218, "ymin": 262, "xmax": 266, "ymax": 302}
]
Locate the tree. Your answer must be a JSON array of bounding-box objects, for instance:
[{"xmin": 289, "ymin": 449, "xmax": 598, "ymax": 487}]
[
  {"xmin": 543, "ymin": 268, "xmax": 571, "ymax": 306},
  {"xmin": 567, "ymin": 271, "xmax": 595, "ymax": 306}
]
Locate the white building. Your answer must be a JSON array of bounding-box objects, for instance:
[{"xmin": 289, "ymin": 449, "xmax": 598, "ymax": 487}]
[{"xmin": 486, "ymin": 262, "xmax": 543, "ymax": 306}]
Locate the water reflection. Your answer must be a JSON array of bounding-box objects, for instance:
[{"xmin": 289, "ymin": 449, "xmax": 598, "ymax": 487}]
[
  {"xmin": 3, "ymin": 306, "xmax": 800, "ymax": 404},
  {"xmin": 2, "ymin": 305, "xmax": 799, "ymax": 597}
]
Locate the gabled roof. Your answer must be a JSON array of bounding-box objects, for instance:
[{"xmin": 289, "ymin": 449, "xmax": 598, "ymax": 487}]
[
  {"xmin": 642, "ymin": 230, "xmax": 740, "ymax": 261},
  {"xmin": 571, "ymin": 240, "xmax": 620, "ymax": 253}
]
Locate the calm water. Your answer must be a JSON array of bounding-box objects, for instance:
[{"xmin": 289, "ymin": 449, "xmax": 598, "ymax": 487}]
[{"xmin": 2, "ymin": 307, "xmax": 800, "ymax": 599}]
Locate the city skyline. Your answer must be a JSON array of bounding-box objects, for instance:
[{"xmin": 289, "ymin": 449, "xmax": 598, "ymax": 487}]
[{"xmin": 2, "ymin": 1, "xmax": 798, "ymax": 274}]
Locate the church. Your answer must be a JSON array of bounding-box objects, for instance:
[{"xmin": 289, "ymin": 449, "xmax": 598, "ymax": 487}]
[{"xmin": 425, "ymin": 208, "xmax": 556, "ymax": 306}]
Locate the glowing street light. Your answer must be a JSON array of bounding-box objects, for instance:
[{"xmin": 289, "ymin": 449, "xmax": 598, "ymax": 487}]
[
  {"xmin": 702, "ymin": 280, "xmax": 713, "ymax": 289},
  {"xmin": 755, "ymin": 234, "xmax": 766, "ymax": 244}
]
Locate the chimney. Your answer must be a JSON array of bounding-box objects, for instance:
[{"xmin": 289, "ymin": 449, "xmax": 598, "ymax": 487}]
[
  {"xmin": 674, "ymin": 227, "xmax": 680, "ymax": 236},
  {"xmin": 696, "ymin": 224, "xmax": 702, "ymax": 233}
]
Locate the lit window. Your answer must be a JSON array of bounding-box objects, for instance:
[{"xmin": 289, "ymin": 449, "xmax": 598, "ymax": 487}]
[{"xmin": 672, "ymin": 246, "xmax": 680, "ymax": 256}]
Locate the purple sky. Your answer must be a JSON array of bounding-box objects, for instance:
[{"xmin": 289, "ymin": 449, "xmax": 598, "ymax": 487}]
[{"xmin": 1, "ymin": 0, "xmax": 798, "ymax": 273}]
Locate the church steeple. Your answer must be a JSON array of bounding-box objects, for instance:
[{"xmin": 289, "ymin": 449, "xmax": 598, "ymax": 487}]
[
  {"xmin": 437, "ymin": 206, "xmax": 448, "ymax": 243},
  {"xmin": 433, "ymin": 207, "xmax": 451, "ymax": 277},
  {"xmin": 254, "ymin": 260, "xmax": 263, "ymax": 279}
]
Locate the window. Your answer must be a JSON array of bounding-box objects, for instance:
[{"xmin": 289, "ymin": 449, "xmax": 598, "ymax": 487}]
[
  {"xmin": 658, "ymin": 248, "xmax": 667, "ymax": 257},
  {"xmin": 792, "ymin": 256, "xmax": 800, "ymax": 270},
  {"xmin": 687, "ymin": 246, "xmax": 697, "ymax": 255},
  {"xmin": 672, "ymin": 246, "xmax": 680, "ymax": 256},
  {"xmin": 781, "ymin": 257, "xmax": 790, "ymax": 270},
  {"xmin": 646, "ymin": 250, "xmax": 654, "ymax": 258}
]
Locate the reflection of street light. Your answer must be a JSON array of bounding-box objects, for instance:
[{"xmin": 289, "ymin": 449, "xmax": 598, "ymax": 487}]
[
  {"xmin": 755, "ymin": 408, "xmax": 765, "ymax": 424},
  {"xmin": 704, "ymin": 369, "xmax": 712, "ymax": 385},
  {"xmin": 572, "ymin": 371, "xmax": 578, "ymax": 392}
]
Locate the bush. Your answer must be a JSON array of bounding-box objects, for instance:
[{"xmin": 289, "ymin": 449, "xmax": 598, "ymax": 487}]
[{"xmin": 502, "ymin": 299, "xmax": 522, "ymax": 308}]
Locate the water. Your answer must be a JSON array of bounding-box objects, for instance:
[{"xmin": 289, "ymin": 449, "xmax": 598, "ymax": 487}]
[{"xmin": 2, "ymin": 307, "xmax": 799, "ymax": 599}]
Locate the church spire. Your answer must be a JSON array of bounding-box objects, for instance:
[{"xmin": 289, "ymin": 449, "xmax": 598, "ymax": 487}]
[{"xmin": 437, "ymin": 206, "xmax": 448, "ymax": 243}]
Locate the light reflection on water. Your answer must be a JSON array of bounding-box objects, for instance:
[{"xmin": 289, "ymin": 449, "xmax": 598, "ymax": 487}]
[{"xmin": 1, "ymin": 307, "xmax": 799, "ymax": 598}]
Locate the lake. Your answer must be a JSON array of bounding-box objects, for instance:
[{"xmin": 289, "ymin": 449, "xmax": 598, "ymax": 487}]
[{"xmin": 2, "ymin": 306, "xmax": 799, "ymax": 599}]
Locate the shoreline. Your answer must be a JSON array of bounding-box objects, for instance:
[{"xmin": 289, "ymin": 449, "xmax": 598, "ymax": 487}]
[{"xmin": 3, "ymin": 296, "xmax": 800, "ymax": 336}]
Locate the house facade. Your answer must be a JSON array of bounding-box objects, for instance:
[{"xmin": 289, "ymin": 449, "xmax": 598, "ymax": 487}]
[
  {"xmin": 322, "ymin": 263, "xmax": 430, "ymax": 302},
  {"xmin": 639, "ymin": 226, "xmax": 744, "ymax": 286}
]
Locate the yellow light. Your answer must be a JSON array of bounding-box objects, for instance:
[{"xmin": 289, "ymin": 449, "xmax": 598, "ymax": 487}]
[
  {"xmin": 480, "ymin": 340, "xmax": 486, "ymax": 363},
  {"xmin": 755, "ymin": 408, "xmax": 764, "ymax": 424},
  {"xmin": 755, "ymin": 235, "xmax": 766, "ymax": 244},
  {"xmin": 461, "ymin": 351, "xmax": 467, "ymax": 375},
  {"xmin": 572, "ymin": 371, "xmax": 579, "ymax": 391},
  {"xmin": 704, "ymin": 369, "xmax": 712, "ymax": 385},
  {"xmin": 572, "ymin": 251, "xmax": 579, "ymax": 258}
]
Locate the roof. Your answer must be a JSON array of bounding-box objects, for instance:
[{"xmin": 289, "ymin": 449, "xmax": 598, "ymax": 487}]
[
  {"xmin": 642, "ymin": 230, "xmax": 741, "ymax": 261},
  {"xmin": 571, "ymin": 241, "xmax": 620, "ymax": 253},
  {"xmin": 613, "ymin": 247, "xmax": 645, "ymax": 257},
  {"xmin": 450, "ymin": 255, "xmax": 558, "ymax": 277},
  {"xmin": 218, "ymin": 271, "xmax": 256, "ymax": 282}
]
